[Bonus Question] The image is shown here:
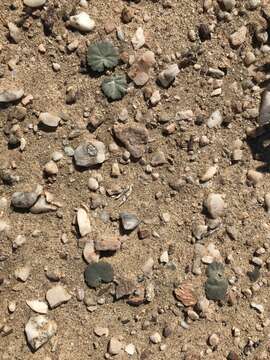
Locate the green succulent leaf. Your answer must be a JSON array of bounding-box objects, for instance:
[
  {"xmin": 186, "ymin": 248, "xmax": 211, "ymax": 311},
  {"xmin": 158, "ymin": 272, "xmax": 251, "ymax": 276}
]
[
  {"xmin": 87, "ymin": 41, "xmax": 119, "ymax": 73},
  {"xmin": 102, "ymin": 75, "xmax": 127, "ymax": 100}
]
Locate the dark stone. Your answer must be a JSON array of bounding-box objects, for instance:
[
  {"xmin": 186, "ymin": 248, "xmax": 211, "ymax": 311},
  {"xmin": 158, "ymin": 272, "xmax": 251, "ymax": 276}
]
[
  {"xmin": 198, "ymin": 24, "xmax": 211, "ymax": 41},
  {"xmin": 84, "ymin": 262, "xmax": 114, "ymax": 288}
]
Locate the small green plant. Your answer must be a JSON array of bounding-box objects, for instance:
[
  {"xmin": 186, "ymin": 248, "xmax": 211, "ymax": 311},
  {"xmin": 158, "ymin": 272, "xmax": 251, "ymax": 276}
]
[
  {"xmin": 87, "ymin": 41, "xmax": 119, "ymax": 73},
  {"xmin": 205, "ymin": 262, "xmax": 228, "ymax": 301},
  {"xmin": 102, "ymin": 74, "xmax": 127, "ymax": 100}
]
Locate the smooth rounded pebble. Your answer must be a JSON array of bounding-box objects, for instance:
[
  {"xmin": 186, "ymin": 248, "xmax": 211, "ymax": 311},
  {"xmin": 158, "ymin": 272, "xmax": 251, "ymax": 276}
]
[
  {"xmin": 23, "ymin": 0, "xmax": 46, "ymax": 7},
  {"xmin": 69, "ymin": 12, "xmax": 95, "ymax": 32}
]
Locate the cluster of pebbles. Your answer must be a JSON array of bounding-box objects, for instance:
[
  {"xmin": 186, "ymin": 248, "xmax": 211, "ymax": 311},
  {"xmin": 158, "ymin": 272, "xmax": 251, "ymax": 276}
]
[{"xmin": 2, "ymin": 0, "xmax": 270, "ymax": 359}]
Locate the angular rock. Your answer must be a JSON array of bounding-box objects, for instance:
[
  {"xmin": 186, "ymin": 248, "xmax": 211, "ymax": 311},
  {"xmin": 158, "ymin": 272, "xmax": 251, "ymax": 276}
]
[
  {"xmin": 30, "ymin": 196, "xmax": 57, "ymax": 214},
  {"xmin": 39, "ymin": 112, "xmax": 60, "ymax": 129},
  {"xmin": 46, "ymin": 285, "xmax": 71, "ymax": 309},
  {"xmin": 69, "ymin": 12, "xmax": 95, "ymax": 32},
  {"xmin": 94, "ymin": 326, "xmax": 109, "ymax": 337},
  {"xmin": 120, "ymin": 213, "xmax": 140, "ymax": 231},
  {"xmin": 77, "ymin": 208, "xmax": 91, "ymax": 237},
  {"xmin": 26, "ymin": 300, "xmax": 48, "ymax": 314},
  {"xmin": 158, "ymin": 64, "xmax": 179, "ymax": 88},
  {"xmin": 115, "ymin": 277, "xmax": 137, "ymax": 300},
  {"xmin": 25, "ymin": 315, "xmax": 57, "ymax": 351},
  {"xmin": 0, "ymin": 88, "xmax": 24, "ymax": 103},
  {"xmin": 113, "ymin": 124, "xmax": 148, "ymax": 159},
  {"xmin": 150, "ymin": 151, "xmax": 167, "ymax": 167},
  {"xmin": 74, "ymin": 140, "xmax": 106, "ymax": 168}
]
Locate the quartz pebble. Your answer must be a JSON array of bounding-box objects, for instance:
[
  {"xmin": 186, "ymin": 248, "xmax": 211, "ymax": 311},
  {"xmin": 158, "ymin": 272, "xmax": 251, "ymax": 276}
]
[
  {"xmin": 69, "ymin": 12, "xmax": 95, "ymax": 32},
  {"xmin": 25, "ymin": 315, "xmax": 57, "ymax": 351},
  {"xmin": 88, "ymin": 177, "xmax": 99, "ymax": 191},
  {"xmin": 15, "ymin": 264, "xmax": 31, "ymax": 282},
  {"xmin": 125, "ymin": 343, "xmax": 136, "ymax": 355},
  {"xmin": 208, "ymin": 333, "xmax": 219, "ymax": 347}
]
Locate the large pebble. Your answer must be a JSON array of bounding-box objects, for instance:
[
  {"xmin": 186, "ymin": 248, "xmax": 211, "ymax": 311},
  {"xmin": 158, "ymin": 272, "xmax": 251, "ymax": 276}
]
[
  {"xmin": 46, "ymin": 285, "xmax": 71, "ymax": 309},
  {"xmin": 204, "ymin": 193, "xmax": 225, "ymax": 219},
  {"xmin": 69, "ymin": 12, "xmax": 95, "ymax": 32},
  {"xmin": 11, "ymin": 192, "xmax": 38, "ymax": 209},
  {"xmin": 25, "ymin": 315, "xmax": 57, "ymax": 351},
  {"xmin": 39, "ymin": 112, "xmax": 60, "ymax": 129},
  {"xmin": 23, "ymin": 0, "xmax": 46, "ymax": 7},
  {"xmin": 0, "ymin": 88, "xmax": 24, "ymax": 103},
  {"xmin": 158, "ymin": 64, "xmax": 179, "ymax": 88},
  {"xmin": 84, "ymin": 262, "xmax": 114, "ymax": 288},
  {"xmin": 221, "ymin": 0, "xmax": 236, "ymax": 11},
  {"xmin": 77, "ymin": 208, "xmax": 91, "ymax": 237},
  {"xmin": 74, "ymin": 140, "xmax": 106, "ymax": 168}
]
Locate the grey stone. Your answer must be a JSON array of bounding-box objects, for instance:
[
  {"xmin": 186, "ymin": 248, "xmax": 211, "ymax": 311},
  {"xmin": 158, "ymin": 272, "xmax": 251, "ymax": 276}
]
[
  {"xmin": 11, "ymin": 192, "xmax": 38, "ymax": 209},
  {"xmin": 120, "ymin": 213, "xmax": 140, "ymax": 231},
  {"xmin": 0, "ymin": 88, "xmax": 24, "ymax": 103},
  {"xmin": 74, "ymin": 140, "xmax": 106, "ymax": 168}
]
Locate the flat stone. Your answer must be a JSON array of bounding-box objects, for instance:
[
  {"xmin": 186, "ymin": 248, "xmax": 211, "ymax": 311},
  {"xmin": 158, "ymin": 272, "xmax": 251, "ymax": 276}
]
[
  {"xmin": 8, "ymin": 22, "xmax": 21, "ymax": 43},
  {"xmin": 74, "ymin": 140, "xmax": 106, "ymax": 168},
  {"xmin": 0, "ymin": 88, "xmax": 24, "ymax": 103},
  {"xmin": 83, "ymin": 241, "xmax": 99, "ymax": 263},
  {"xmin": 25, "ymin": 315, "xmax": 57, "ymax": 351},
  {"xmin": 26, "ymin": 300, "xmax": 48, "ymax": 314},
  {"xmin": 39, "ymin": 113, "xmax": 60, "ymax": 129},
  {"xmin": 84, "ymin": 262, "xmax": 114, "ymax": 288},
  {"xmin": 120, "ymin": 213, "xmax": 140, "ymax": 231},
  {"xmin": 77, "ymin": 208, "xmax": 91, "ymax": 237},
  {"xmin": 46, "ymin": 285, "xmax": 71, "ymax": 309},
  {"xmin": 113, "ymin": 124, "xmax": 148, "ymax": 159}
]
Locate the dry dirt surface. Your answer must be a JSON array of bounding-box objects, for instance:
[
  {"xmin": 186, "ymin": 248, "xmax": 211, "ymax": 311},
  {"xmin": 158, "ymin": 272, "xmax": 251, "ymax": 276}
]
[{"xmin": 2, "ymin": 0, "xmax": 270, "ymax": 359}]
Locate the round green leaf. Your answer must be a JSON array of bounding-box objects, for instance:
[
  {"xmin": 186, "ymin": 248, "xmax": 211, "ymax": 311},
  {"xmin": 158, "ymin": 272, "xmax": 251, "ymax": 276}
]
[
  {"xmin": 101, "ymin": 75, "xmax": 127, "ymax": 100},
  {"xmin": 87, "ymin": 41, "xmax": 119, "ymax": 73}
]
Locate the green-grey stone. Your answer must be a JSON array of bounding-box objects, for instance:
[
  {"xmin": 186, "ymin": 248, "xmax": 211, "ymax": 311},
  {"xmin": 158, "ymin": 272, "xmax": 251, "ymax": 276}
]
[{"xmin": 84, "ymin": 262, "xmax": 114, "ymax": 288}]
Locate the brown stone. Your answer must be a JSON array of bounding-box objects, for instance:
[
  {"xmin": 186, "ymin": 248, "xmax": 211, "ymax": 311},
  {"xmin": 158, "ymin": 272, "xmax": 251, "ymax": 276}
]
[
  {"xmin": 94, "ymin": 235, "xmax": 121, "ymax": 252},
  {"xmin": 174, "ymin": 282, "xmax": 197, "ymax": 307},
  {"xmin": 128, "ymin": 285, "xmax": 145, "ymax": 306},
  {"xmin": 113, "ymin": 124, "xmax": 149, "ymax": 159},
  {"xmin": 115, "ymin": 277, "xmax": 137, "ymax": 300}
]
